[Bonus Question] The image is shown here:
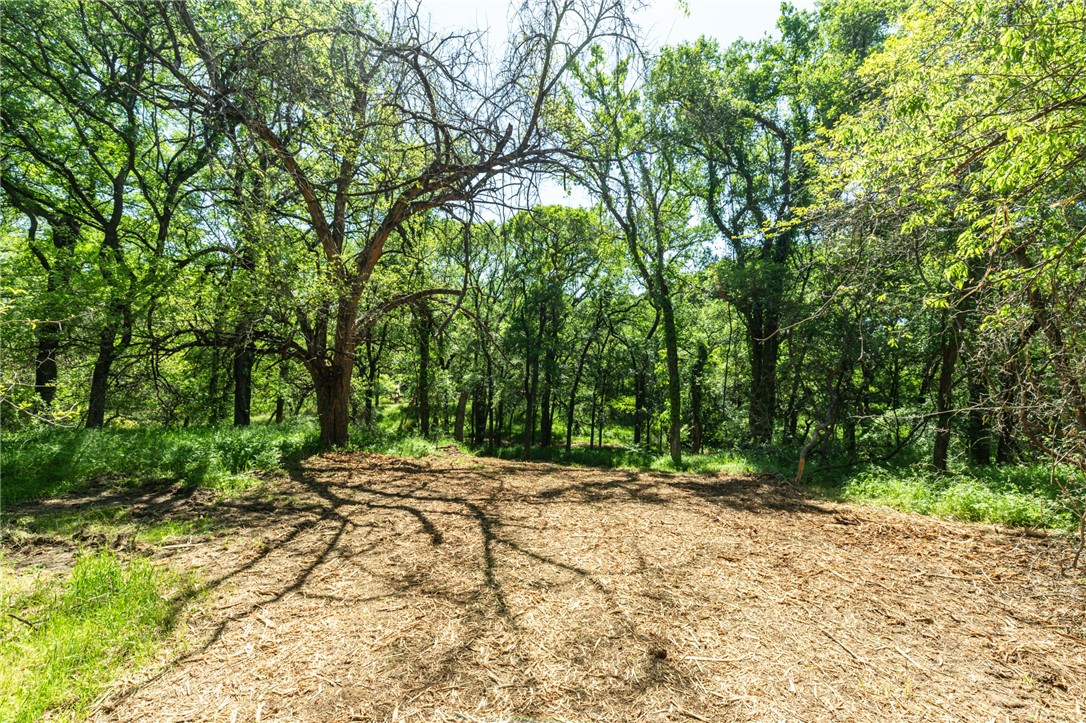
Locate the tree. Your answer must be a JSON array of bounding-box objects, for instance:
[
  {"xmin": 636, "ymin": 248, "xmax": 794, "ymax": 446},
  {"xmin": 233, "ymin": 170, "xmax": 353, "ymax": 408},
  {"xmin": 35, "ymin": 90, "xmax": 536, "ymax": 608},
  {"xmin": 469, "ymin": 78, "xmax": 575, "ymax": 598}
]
[
  {"xmin": 2, "ymin": 0, "xmax": 216, "ymax": 427},
  {"xmin": 649, "ymin": 1, "xmax": 900, "ymax": 444},
  {"xmin": 814, "ymin": 0, "xmax": 1086, "ymax": 481},
  {"xmin": 566, "ymin": 48, "xmax": 702, "ymax": 464},
  {"xmin": 139, "ymin": 0, "xmax": 632, "ymax": 447}
]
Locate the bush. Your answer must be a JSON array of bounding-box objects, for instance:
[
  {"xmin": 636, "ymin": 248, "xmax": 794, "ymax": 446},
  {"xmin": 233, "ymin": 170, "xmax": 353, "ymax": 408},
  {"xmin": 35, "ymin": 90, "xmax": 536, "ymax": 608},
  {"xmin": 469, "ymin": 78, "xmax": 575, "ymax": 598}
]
[
  {"xmin": 841, "ymin": 465, "xmax": 1070, "ymax": 530},
  {"xmin": 0, "ymin": 420, "xmax": 321, "ymax": 507}
]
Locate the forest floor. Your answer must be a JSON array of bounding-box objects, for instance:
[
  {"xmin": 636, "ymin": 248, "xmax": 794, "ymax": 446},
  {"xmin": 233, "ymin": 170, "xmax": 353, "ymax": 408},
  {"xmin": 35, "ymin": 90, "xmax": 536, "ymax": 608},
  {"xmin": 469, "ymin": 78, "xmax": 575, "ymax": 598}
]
[{"xmin": 8, "ymin": 451, "xmax": 1086, "ymax": 722}]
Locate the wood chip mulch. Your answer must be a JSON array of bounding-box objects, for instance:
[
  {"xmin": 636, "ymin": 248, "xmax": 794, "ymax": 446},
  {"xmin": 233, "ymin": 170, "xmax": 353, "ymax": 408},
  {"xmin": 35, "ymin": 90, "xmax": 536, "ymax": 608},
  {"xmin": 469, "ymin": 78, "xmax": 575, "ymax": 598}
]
[{"xmin": 70, "ymin": 453, "xmax": 1085, "ymax": 722}]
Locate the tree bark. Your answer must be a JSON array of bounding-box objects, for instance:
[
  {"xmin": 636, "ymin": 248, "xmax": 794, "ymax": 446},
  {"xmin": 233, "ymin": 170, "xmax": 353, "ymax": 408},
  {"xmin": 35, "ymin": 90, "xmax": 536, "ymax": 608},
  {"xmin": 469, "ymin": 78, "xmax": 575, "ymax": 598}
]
[
  {"xmin": 86, "ymin": 302, "xmax": 131, "ymax": 429},
  {"xmin": 232, "ymin": 333, "xmax": 256, "ymax": 427},
  {"xmin": 966, "ymin": 374, "xmax": 990, "ymax": 465},
  {"xmin": 566, "ymin": 334, "xmax": 595, "ymax": 454},
  {"xmin": 660, "ymin": 294, "xmax": 683, "ymax": 464},
  {"xmin": 748, "ymin": 308, "xmax": 780, "ymax": 444},
  {"xmin": 86, "ymin": 327, "xmax": 116, "ymax": 429},
  {"xmin": 690, "ymin": 342, "xmax": 708, "ymax": 454},
  {"xmin": 454, "ymin": 390, "xmax": 469, "ymax": 442},
  {"xmin": 314, "ymin": 362, "xmax": 352, "ymax": 448},
  {"xmin": 933, "ymin": 319, "xmax": 959, "ymax": 473}
]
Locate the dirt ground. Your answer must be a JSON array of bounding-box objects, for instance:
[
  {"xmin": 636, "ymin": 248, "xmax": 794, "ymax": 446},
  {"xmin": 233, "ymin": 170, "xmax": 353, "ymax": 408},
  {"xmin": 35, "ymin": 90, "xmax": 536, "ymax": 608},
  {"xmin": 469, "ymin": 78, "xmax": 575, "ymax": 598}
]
[{"xmin": 14, "ymin": 452, "xmax": 1086, "ymax": 721}]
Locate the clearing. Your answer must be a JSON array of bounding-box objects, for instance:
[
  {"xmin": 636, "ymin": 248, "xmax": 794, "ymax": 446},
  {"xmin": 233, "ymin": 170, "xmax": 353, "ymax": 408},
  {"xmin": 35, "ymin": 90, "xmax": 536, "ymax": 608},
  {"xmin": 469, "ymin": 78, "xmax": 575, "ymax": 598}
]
[{"xmin": 10, "ymin": 452, "xmax": 1086, "ymax": 721}]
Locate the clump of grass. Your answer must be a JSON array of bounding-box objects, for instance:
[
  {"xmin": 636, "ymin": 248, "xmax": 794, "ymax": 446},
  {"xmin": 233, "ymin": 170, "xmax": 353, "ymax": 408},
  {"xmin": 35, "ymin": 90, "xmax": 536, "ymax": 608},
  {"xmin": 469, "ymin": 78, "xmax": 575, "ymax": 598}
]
[
  {"xmin": 841, "ymin": 465, "xmax": 1071, "ymax": 529},
  {"xmin": 1, "ymin": 421, "xmax": 321, "ymax": 507},
  {"xmin": 0, "ymin": 550, "xmax": 188, "ymax": 722}
]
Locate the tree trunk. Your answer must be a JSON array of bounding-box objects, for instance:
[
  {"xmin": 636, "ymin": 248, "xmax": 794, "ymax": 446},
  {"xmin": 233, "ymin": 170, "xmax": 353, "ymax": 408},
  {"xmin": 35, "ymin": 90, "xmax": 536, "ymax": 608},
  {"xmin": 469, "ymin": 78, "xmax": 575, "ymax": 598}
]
[
  {"xmin": 492, "ymin": 397, "xmax": 503, "ymax": 450},
  {"xmin": 966, "ymin": 374, "xmax": 990, "ymax": 465},
  {"xmin": 314, "ymin": 362, "xmax": 351, "ymax": 448},
  {"xmin": 933, "ymin": 319, "xmax": 959, "ymax": 473},
  {"xmin": 86, "ymin": 303, "xmax": 131, "ymax": 429},
  {"xmin": 540, "ymin": 361, "xmax": 554, "ymax": 447},
  {"xmin": 35, "ymin": 323, "xmax": 60, "ymax": 407},
  {"xmin": 475, "ymin": 351, "xmax": 491, "ymax": 447},
  {"xmin": 660, "ymin": 295, "xmax": 683, "ymax": 465},
  {"xmin": 232, "ymin": 333, "xmax": 256, "ymax": 427},
  {"xmin": 540, "ymin": 302, "xmax": 558, "ymax": 446},
  {"xmin": 415, "ymin": 306, "xmax": 432, "ymax": 438},
  {"xmin": 274, "ymin": 356, "xmax": 288, "ymax": 423},
  {"xmin": 748, "ymin": 308, "xmax": 780, "ymax": 444},
  {"xmin": 86, "ymin": 327, "xmax": 116, "ymax": 429},
  {"xmin": 690, "ymin": 342, "xmax": 708, "ymax": 454},
  {"xmin": 566, "ymin": 335, "xmax": 594, "ymax": 454},
  {"xmin": 454, "ymin": 390, "xmax": 469, "ymax": 442}
]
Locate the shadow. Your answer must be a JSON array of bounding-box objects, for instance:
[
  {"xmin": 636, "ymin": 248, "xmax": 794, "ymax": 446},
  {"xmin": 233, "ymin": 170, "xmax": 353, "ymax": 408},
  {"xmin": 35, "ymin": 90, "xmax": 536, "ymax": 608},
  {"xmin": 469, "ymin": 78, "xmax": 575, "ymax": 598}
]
[
  {"xmin": 59, "ymin": 449, "xmax": 849, "ymax": 715},
  {"xmin": 671, "ymin": 478, "xmax": 839, "ymax": 517}
]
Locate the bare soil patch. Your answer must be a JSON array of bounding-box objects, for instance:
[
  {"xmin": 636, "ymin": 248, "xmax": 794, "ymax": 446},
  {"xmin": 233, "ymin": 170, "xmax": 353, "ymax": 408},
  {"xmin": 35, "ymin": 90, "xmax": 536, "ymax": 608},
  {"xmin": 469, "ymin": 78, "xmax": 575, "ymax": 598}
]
[{"xmin": 30, "ymin": 453, "xmax": 1085, "ymax": 721}]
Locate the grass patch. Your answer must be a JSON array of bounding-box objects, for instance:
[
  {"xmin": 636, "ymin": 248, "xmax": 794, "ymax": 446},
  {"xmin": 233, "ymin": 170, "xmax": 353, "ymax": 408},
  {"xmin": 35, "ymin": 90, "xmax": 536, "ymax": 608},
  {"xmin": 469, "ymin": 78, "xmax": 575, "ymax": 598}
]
[
  {"xmin": 839, "ymin": 464, "xmax": 1075, "ymax": 530},
  {"xmin": 6, "ymin": 505, "xmax": 217, "ymax": 548},
  {"xmin": 1, "ymin": 420, "xmax": 320, "ymax": 507},
  {"xmin": 479, "ymin": 442, "xmax": 791, "ymax": 477},
  {"xmin": 0, "ymin": 550, "xmax": 189, "ymax": 722}
]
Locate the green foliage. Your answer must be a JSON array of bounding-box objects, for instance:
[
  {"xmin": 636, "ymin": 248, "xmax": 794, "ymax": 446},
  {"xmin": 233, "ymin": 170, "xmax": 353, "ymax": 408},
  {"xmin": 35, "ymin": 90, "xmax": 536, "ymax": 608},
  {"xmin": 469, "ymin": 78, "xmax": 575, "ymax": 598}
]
[
  {"xmin": 0, "ymin": 421, "xmax": 320, "ymax": 507},
  {"xmin": 482, "ymin": 443, "xmax": 790, "ymax": 477},
  {"xmin": 840, "ymin": 465, "xmax": 1072, "ymax": 529},
  {"xmin": 0, "ymin": 550, "xmax": 188, "ymax": 723}
]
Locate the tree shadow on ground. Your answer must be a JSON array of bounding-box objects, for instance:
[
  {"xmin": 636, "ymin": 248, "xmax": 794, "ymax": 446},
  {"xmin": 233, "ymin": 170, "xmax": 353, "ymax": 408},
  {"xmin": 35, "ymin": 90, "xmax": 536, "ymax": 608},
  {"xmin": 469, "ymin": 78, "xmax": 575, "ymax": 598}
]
[{"xmin": 17, "ymin": 452, "xmax": 853, "ymax": 716}]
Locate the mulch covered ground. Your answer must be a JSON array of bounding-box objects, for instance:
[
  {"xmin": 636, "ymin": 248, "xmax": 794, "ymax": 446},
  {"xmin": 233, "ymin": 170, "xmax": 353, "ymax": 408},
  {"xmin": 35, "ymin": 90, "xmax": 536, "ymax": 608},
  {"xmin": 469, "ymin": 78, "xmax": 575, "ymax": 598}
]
[{"xmin": 21, "ymin": 452, "xmax": 1086, "ymax": 721}]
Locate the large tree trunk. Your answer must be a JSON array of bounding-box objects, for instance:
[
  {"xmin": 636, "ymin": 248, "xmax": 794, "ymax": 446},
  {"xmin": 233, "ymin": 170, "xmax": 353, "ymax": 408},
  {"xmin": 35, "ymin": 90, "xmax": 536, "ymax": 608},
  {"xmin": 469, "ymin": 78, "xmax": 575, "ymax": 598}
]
[
  {"xmin": 966, "ymin": 374, "xmax": 990, "ymax": 465},
  {"xmin": 314, "ymin": 362, "xmax": 352, "ymax": 448},
  {"xmin": 690, "ymin": 342, "xmax": 708, "ymax": 455},
  {"xmin": 748, "ymin": 306, "xmax": 780, "ymax": 445},
  {"xmin": 35, "ymin": 322, "xmax": 60, "ymax": 407},
  {"xmin": 34, "ymin": 218, "xmax": 77, "ymax": 407}
]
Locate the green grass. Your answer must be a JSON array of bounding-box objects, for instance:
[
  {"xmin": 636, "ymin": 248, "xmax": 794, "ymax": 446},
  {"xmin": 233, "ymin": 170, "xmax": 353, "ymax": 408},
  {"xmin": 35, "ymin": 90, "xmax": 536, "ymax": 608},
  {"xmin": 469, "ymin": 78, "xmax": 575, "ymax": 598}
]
[
  {"xmin": 1, "ymin": 420, "xmax": 321, "ymax": 507},
  {"xmin": 480, "ymin": 441, "xmax": 791, "ymax": 477},
  {"xmin": 838, "ymin": 463, "xmax": 1078, "ymax": 530},
  {"xmin": 0, "ymin": 550, "xmax": 190, "ymax": 723},
  {"xmin": 5, "ymin": 506, "xmax": 217, "ymax": 548}
]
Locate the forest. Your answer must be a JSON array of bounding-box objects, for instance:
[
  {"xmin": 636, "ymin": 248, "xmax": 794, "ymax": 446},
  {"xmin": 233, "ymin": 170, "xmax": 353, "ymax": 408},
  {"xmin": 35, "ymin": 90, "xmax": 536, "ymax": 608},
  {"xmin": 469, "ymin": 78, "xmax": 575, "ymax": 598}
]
[{"xmin": 2, "ymin": 0, "xmax": 1085, "ymax": 720}]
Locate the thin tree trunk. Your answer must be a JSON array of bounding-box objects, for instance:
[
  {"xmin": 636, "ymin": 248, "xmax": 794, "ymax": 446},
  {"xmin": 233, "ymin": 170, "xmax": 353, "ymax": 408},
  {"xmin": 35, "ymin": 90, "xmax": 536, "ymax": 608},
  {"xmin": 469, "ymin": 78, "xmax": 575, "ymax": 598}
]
[
  {"xmin": 454, "ymin": 390, "xmax": 469, "ymax": 442},
  {"xmin": 86, "ymin": 327, "xmax": 116, "ymax": 429},
  {"xmin": 415, "ymin": 306, "xmax": 432, "ymax": 438},
  {"xmin": 660, "ymin": 295, "xmax": 683, "ymax": 464},
  {"xmin": 933, "ymin": 319, "xmax": 959, "ymax": 473},
  {"xmin": 274, "ymin": 356, "xmax": 287, "ymax": 423},
  {"xmin": 691, "ymin": 342, "xmax": 708, "ymax": 454},
  {"xmin": 566, "ymin": 335, "xmax": 595, "ymax": 454}
]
